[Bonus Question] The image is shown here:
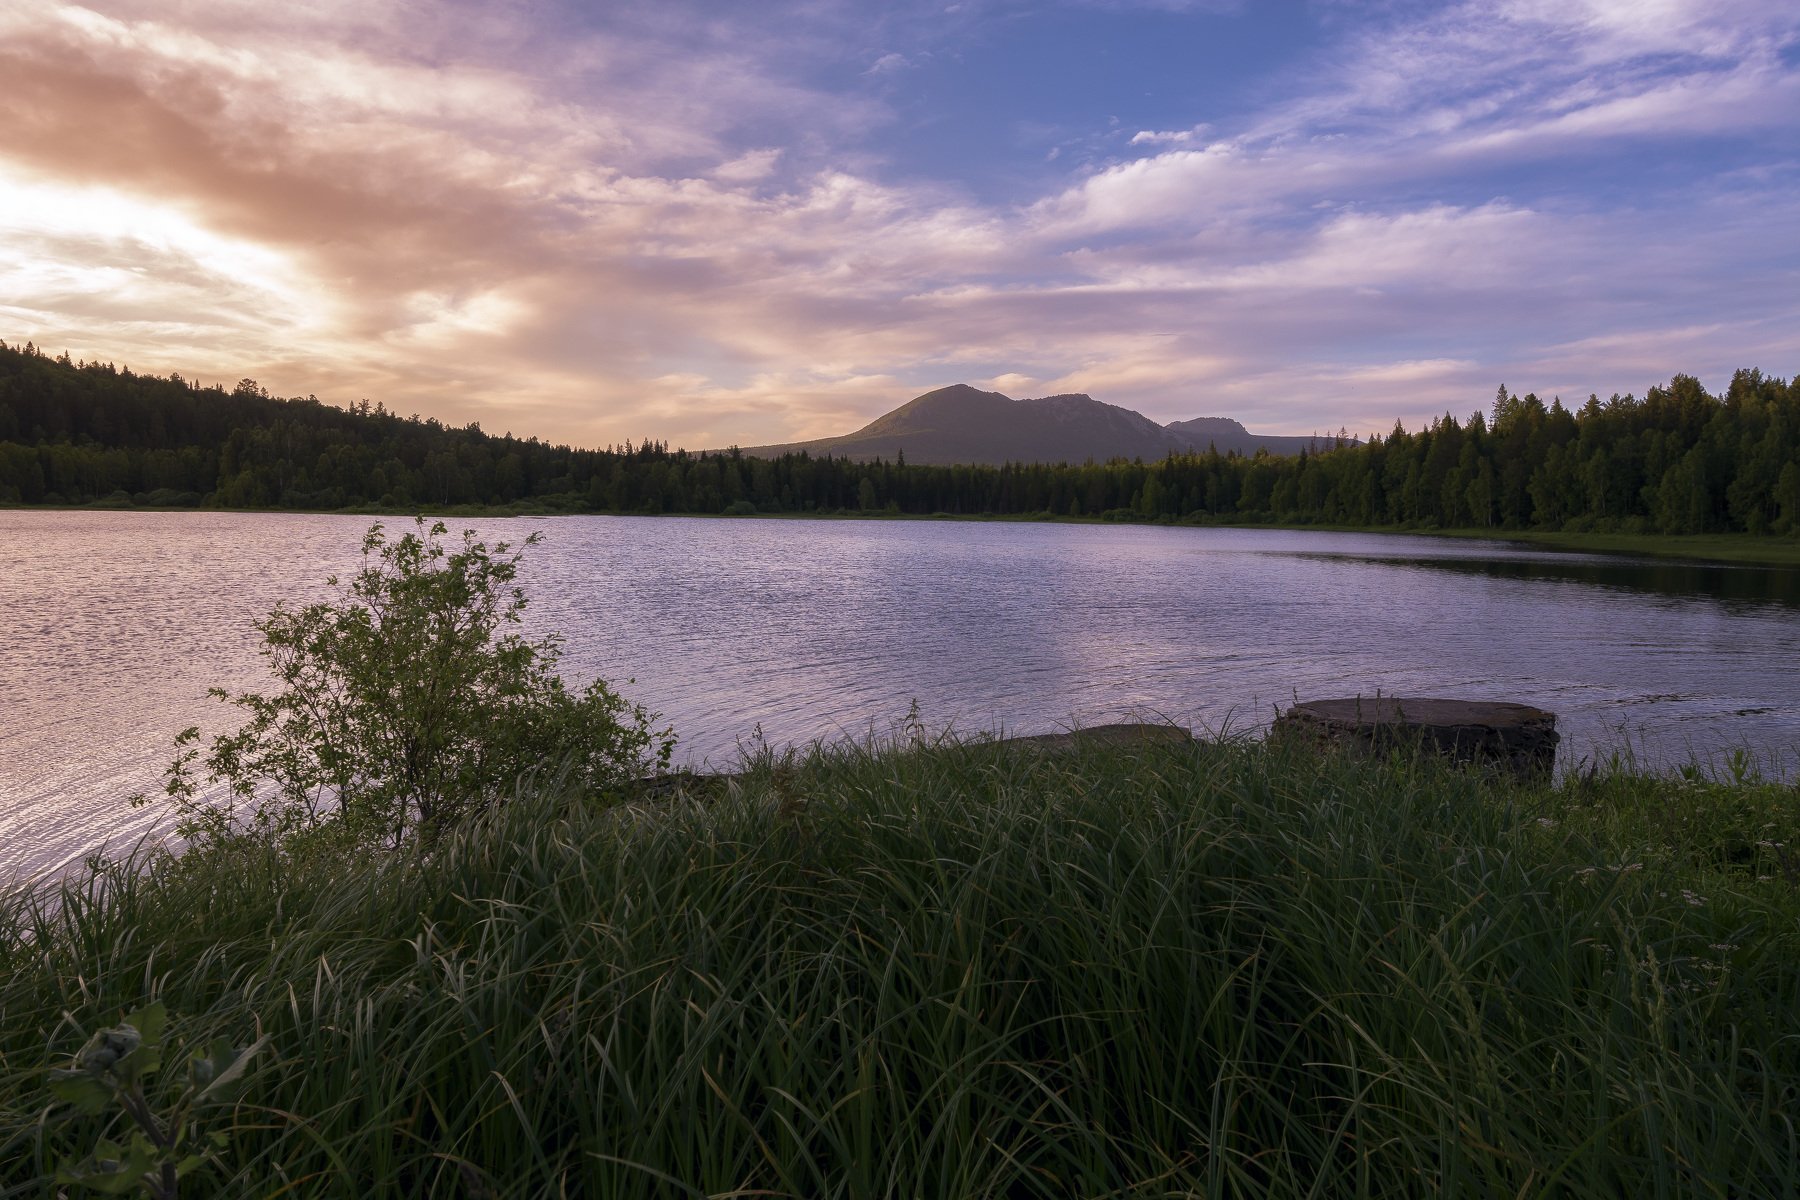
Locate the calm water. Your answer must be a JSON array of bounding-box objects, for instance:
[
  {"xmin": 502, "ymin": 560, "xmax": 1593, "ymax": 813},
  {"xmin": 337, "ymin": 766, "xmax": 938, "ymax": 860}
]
[{"xmin": 4, "ymin": 510, "xmax": 1799, "ymax": 882}]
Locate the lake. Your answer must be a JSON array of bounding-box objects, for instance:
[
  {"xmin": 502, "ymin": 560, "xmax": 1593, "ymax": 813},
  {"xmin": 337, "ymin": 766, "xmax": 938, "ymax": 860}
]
[{"xmin": 4, "ymin": 510, "xmax": 1799, "ymax": 882}]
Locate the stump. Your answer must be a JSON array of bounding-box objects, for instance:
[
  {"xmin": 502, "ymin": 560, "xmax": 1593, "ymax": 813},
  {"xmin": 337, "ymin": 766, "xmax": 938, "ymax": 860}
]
[{"xmin": 1271, "ymin": 697, "xmax": 1557, "ymax": 777}]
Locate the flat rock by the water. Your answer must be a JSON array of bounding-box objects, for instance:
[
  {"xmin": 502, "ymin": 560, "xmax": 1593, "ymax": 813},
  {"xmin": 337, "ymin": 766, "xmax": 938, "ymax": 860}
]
[
  {"xmin": 998, "ymin": 723, "xmax": 1196, "ymax": 754},
  {"xmin": 1272, "ymin": 697, "xmax": 1558, "ymax": 776}
]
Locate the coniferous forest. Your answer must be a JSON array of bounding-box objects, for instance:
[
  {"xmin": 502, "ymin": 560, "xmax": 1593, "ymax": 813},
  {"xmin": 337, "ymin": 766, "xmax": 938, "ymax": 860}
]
[{"xmin": 2, "ymin": 340, "xmax": 1796, "ymax": 535}]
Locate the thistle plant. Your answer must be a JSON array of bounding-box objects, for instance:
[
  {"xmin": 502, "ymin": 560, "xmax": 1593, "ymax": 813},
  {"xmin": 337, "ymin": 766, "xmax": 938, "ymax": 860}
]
[{"xmin": 48, "ymin": 1004, "xmax": 267, "ymax": 1198}]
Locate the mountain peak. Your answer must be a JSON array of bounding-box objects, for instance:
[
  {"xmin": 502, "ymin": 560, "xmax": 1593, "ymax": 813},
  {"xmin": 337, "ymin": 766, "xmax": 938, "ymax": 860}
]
[
  {"xmin": 736, "ymin": 383, "xmax": 1342, "ymax": 465},
  {"xmin": 863, "ymin": 385, "xmax": 1014, "ymax": 435}
]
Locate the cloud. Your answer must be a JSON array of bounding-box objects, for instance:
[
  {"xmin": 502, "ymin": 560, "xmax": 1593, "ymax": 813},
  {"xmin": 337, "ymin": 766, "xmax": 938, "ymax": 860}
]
[
  {"xmin": 713, "ymin": 148, "xmax": 783, "ymax": 183},
  {"xmin": 0, "ymin": 0, "xmax": 1794, "ymax": 449},
  {"xmin": 1064, "ymin": 0, "xmax": 1244, "ymax": 11},
  {"xmin": 1035, "ymin": 0, "xmax": 1800, "ymax": 239},
  {"xmin": 1128, "ymin": 124, "xmax": 1211, "ymax": 146},
  {"xmin": 982, "ymin": 372, "xmax": 1040, "ymax": 395}
]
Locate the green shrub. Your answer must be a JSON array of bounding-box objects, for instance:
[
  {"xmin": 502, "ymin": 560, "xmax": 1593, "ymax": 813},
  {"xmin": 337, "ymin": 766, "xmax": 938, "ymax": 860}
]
[{"xmin": 137, "ymin": 518, "xmax": 672, "ymax": 846}]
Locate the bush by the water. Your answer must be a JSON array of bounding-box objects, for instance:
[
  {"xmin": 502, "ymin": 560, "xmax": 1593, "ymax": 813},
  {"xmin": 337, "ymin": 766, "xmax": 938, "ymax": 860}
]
[
  {"xmin": 6, "ymin": 735, "xmax": 1798, "ymax": 1197},
  {"xmin": 138, "ymin": 518, "xmax": 673, "ymax": 847}
]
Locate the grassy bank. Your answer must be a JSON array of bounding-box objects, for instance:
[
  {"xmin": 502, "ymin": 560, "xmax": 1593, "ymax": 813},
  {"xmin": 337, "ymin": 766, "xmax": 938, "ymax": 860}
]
[
  {"xmin": 1198, "ymin": 518, "xmax": 1800, "ymax": 567},
  {"xmin": 1406, "ymin": 526, "xmax": 1800, "ymax": 567},
  {"xmin": 4, "ymin": 736, "xmax": 1797, "ymax": 1197}
]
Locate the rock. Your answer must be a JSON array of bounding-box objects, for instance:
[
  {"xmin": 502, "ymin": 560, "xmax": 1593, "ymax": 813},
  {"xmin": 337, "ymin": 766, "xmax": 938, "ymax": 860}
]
[
  {"xmin": 997, "ymin": 722, "xmax": 1196, "ymax": 754},
  {"xmin": 1271, "ymin": 697, "xmax": 1557, "ymax": 778}
]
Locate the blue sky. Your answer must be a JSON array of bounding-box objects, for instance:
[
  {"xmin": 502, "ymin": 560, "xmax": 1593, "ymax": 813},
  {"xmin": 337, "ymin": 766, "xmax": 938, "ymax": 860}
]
[{"xmin": 1, "ymin": 0, "xmax": 1796, "ymax": 446}]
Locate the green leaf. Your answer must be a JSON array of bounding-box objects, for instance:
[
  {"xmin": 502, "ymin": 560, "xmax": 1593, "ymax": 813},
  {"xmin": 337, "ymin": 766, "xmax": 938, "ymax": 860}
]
[
  {"xmin": 192, "ymin": 1033, "xmax": 269, "ymax": 1103},
  {"xmin": 55, "ymin": 1134, "xmax": 158, "ymax": 1194},
  {"xmin": 48, "ymin": 1071, "xmax": 113, "ymax": 1114},
  {"xmin": 114, "ymin": 1005, "xmax": 166, "ymax": 1081},
  {"xmin": 124, "ymin": 1002, "xmax": 168, "ymax": 1047}
]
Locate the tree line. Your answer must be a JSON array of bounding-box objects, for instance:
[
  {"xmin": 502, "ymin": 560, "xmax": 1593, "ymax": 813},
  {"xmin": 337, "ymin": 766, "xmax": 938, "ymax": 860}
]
[{"xmin": 2, "ymin": 340, "xmax": 1795, "ymax": 534}]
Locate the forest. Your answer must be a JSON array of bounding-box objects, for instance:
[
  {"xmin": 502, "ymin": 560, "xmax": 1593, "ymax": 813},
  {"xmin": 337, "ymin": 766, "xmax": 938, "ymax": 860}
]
[{"xmin": 2, "ymin": 340, "xmax": 1796, "ymax": 535}]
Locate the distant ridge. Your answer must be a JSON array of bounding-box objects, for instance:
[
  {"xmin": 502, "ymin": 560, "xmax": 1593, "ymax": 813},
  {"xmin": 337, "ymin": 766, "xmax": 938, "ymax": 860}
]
[
  {"xmin": 737, "ymin": 384, "xmax": 1348, "ymax": 466},
  {"xmin": 1163, "ymin": 416, "xmax": 1335, "ymax": 459}
]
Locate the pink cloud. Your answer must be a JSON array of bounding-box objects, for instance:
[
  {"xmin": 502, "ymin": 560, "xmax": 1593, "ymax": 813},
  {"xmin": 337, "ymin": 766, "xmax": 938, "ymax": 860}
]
[{"xmin": 0, "ymin": 0, "xmax": 1793, "ymax": 452}]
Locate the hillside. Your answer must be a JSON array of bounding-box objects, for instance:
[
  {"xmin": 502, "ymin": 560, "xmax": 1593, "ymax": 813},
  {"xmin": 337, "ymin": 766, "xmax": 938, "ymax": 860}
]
[
  {"xmin": 1165, "ymin": 415, "xmax": 1339, "ymax": 458},
  {"xmin": 3, "ymin": 342, "xmax": 1792, "ymax": 537},
  {"xmin": 741, "ymin": 384, "xmax": 1345, "ymax": 465}
]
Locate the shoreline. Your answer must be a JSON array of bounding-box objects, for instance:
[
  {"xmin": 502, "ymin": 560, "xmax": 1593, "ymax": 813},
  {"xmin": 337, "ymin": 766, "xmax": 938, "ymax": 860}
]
[{"xmin": 9, "ymin": 500, "xmax": 1800, "ymax": 568}]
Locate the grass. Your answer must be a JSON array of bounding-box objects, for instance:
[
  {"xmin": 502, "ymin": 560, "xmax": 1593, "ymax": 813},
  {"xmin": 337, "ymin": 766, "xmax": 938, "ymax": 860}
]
[
  {"xmin": 1215, "ymin": 519, "xmax": 1800, "ymax": 567},
  {"xmin": 3, "ymin": 735, "xmax": 1798, "ymax": 1197},
  {"xmin": 1406, "ymin": 527, "xmax": 1800, "ymax": 568}
]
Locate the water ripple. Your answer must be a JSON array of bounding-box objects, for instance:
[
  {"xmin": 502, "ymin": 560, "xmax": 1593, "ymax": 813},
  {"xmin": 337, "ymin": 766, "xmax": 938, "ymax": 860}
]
[{"xmin": 5, "ymin": 512, "xmax": 1800, "ymax": 882}]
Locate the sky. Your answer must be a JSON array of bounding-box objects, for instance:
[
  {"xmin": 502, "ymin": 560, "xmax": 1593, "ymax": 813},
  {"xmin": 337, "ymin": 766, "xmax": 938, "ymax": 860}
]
[{"xmin": 2, "ymin": 0, "xmax": 1797, "ymax": 449}]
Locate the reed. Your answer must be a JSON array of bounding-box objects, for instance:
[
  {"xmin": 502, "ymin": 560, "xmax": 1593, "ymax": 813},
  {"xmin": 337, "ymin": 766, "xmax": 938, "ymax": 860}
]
[{"xmin": 3, "ymin": 735, "xmax": 1796, "ymax": 1197}]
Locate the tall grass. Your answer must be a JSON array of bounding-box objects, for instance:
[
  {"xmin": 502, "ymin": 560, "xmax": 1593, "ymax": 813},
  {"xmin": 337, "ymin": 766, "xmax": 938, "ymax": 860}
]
[{"xmin": 3, "ymin": 736, "xmax": 1797, "ymax": 1197}]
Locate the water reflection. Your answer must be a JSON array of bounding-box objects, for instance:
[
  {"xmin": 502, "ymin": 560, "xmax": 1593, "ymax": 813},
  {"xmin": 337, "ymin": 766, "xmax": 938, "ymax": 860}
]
[
  {"xmin": 1291, "ymin": 549, "xmax": 1800, "ymax": 608},
  {"xmin": 5, "ymin": 512, "xmax": 1800, "ymax": 882}
]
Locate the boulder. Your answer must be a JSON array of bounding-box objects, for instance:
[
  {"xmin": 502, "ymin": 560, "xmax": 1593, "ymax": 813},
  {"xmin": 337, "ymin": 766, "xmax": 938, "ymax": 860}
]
[{"xmin": 1271, "ymin": 697, "xmax": 1557, "ymax": 778}]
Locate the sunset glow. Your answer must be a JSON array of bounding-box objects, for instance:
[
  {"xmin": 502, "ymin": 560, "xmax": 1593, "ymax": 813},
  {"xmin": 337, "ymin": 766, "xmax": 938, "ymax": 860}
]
[{"xmin": 3, "ymin": 0, "xmax": 1796, "ymax": 446}]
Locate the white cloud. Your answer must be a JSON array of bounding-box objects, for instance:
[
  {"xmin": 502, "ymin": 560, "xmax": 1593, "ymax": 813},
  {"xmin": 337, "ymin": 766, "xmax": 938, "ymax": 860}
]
[
  {"xmin": 1128, "ymin": 124, "xmax": 1210, "ymax": 146},
  {"xmin": 713, "ymin": 148, "xmax": 783, "ymax": 183},
  {"xmin": 983, "ymin": 371, "xmax": 1040, "ymax": 395},
  {"xmin": 0, "ymin": 0, "xmax": 1794, "ymax": 448}
]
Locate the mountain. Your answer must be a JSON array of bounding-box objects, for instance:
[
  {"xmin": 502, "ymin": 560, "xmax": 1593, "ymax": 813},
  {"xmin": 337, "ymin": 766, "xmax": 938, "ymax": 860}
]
[
  {"xmin": 1163, "ymin": 416, "xmax": 1339, "ymax": 458},
  {"xmin": 738, "ymin": 384, "xmax": 1345, "ymax": 466}
]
